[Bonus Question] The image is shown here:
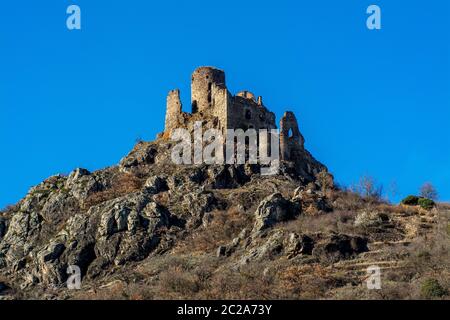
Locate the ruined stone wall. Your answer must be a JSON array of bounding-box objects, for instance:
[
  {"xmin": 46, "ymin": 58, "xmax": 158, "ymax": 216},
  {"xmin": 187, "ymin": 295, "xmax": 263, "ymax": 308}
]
[
  {"xmin": 211, "ymin": 83, "xmax": 231, "ymax": 134},
  {"xmin": 227, "ymin": 93, "xmax": 276, "ymax": 131},
  {"xmin": 280, "ymin": 111, "xmax": 305, "ymax": 161},
  {"xmin": 160, "ymin": 66, "xmax": 328, "ymax": 183},
  {"xmin": 165, "ymin": 89, "xmax": 182, "ymax": 134},
  {"xmin": 191, "ymin": 67, "xmax": 226, "ymax": 114}
]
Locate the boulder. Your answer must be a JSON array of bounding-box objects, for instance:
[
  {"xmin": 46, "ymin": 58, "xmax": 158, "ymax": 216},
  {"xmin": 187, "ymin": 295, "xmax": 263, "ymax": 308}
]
[
  {"xmin": 120, "ymin": 143, "xmax": 158, "ymax": 173},
  {"xmin": 253, "ymin": 193, "xmax": 300, "ymax": 232},
  {"xmin": 312, "ymin": 234, "xmax": 368, "ymax": 262},
  {"xmin": 293, "ymin": 186, "xmax": 332, "ymax": 215},
  {"xmin": 284, "ymin": 233, "xmax": 314, "ymax": 258},
  {"xmin": 144, "ymin": 176, "xmax": 168, "ymax": 194}
]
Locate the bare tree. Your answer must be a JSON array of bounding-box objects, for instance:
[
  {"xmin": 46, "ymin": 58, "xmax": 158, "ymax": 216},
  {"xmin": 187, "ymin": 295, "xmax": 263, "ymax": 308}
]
[
  {"xmin": 420, "ymin": 182, "xmax": 438, "ymax": 200},
  {"xmin": 358, "ymin": 175, "xmax": 383, "ymax": 200},
  {"xmin": 387, "ymin": 180, "xmax": 398, "ymax": 203}
]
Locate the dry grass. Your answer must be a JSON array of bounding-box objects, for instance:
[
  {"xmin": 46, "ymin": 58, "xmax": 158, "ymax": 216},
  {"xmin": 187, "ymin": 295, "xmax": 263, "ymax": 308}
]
[
  {"xmin": 330, "ymin": 189, "xmax": 383, "ymax": 211},
  {"xmin": 173, "ymin": 207, "xmax": 253, "ymax": 254},
  {"xmin": 282, "ymin": 210, "xmax": 359, "ymax": 235},
  {"xmin": 0, "ymin": 204, "xmax": 20, "ymax": 218},
  {"xmin": 83, "ymin": 173, "xmax": 144, "ymax": 209}
]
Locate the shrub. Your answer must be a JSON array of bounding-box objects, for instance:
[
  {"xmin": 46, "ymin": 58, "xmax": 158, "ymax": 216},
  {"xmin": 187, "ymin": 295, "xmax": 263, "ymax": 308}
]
[
  {"xmin": 420, "ymin": 278, "xmax": 447, "ymax": 299},
  {"xmin": 401, "ymin": 195, "xmax": 420, "ymax": 206},
  {"xmin": 418, "ymin": 198, "xmax": 435, "ymax": 210},
  {"xmin": 316, "ymin": 170, "xmax": 334, "ymax": 194}
]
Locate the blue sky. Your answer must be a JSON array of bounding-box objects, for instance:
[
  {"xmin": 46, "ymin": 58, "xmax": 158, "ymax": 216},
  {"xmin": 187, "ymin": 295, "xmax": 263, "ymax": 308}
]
[{"xmin": 0, "ymin": 0, "xmax": 449, "ymax": 208}]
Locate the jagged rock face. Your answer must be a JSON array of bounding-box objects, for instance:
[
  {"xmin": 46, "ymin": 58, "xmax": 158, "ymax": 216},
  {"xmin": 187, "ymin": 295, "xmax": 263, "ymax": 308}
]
[
  {"xmin": 0, "ymin": 190, "xmax": 175, "ymax": 288},
  {"xmin": 0, "ymin": 210, "xmax": 43, "ymax": 269},
  {"xmin": 119, "ymin": 142, "xmax": 159, "ymax": 174},
  {"xmin": 0, "ymin": 130, "xmax": 330, "ymax": 294},
  {"xmin": 92, "ymin": 192, "xmax": 171, "ymax": 270},
  {"xmin": 253, "ymin": 193, "xmax": 301, "ymax": 232}
]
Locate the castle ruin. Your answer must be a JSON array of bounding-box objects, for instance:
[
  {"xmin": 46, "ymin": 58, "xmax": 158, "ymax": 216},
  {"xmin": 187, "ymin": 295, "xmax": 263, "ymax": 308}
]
[{"xmin": 163, "ymin": 66, "xmax": 323, "ymax": 178}]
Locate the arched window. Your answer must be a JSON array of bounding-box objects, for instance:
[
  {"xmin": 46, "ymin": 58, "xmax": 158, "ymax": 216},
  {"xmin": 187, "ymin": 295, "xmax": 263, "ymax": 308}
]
[
  {"xmin": 288, "ymin": 128, "xmax": 294, "ymax": 138},
  {"xmin": 192, "ymin": 100, "xmax": 198, "ymax": 113}
]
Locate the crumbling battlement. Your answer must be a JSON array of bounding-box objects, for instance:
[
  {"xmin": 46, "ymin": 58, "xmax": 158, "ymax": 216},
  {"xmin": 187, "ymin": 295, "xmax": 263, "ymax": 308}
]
[{"xmin": 163, "ymin": 66, "xmax": 308, "ymax": 168}]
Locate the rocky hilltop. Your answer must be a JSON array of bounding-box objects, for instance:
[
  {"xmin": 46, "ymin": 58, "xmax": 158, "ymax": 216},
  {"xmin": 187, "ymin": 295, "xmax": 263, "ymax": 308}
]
[{"xmin": 0, "ymin": 68, "xmax": 448, "ymax": 300}]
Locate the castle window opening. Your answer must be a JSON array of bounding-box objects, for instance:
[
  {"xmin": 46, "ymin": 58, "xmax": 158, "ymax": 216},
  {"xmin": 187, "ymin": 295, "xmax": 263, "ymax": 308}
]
[
  {"xmin": 288, "ymin": 128, "xmax": 294, "ymax": 138},
  {"xmin": 259, "ymin": 113, "xmax": 266, "ymax": 122},
  {"xmin": 245, "ymin": 109, "xmax": 252, "ymax": 120},
  {"xmin": 208, "ymin": 83, "xmax": 212, "ymax": 103},
  {"xmin": 192, "ymin": 100, "xmax": 198, "ymax": 113}
]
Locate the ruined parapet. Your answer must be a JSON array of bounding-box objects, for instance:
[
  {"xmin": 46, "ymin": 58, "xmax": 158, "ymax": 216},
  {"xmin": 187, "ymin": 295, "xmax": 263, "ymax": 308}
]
[
  {"xmin": 165, "ymin": 89, "xmax": 182, "ymax": 135},
  {"xmin": 191, "ymin": 66, "xmax": 226, "ymax": 114},
  {"xmin": 228, "ymin": 92, "xmax": 276, "ymax": 131},
  {"xmin": 257, "ymin": 96, "xmax": 263, "ymax": 106},
  {"xmin": 236, "ymin": 90, "xmax": 256, "ymax": 101},
  {"xmin": 280, "ymin": 111, "xmax": 305, "ymax": 161}
]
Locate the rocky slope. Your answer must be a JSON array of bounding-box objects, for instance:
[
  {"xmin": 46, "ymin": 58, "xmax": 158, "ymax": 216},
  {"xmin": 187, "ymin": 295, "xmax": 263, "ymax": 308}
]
[{"xmin": 0, "ymin": 138, "xmax": 448, "ymax": 300}]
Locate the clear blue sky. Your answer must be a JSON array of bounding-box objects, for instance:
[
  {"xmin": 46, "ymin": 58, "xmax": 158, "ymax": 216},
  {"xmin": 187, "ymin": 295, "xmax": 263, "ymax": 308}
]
[{"xmin": 0, "ymin": 0, "xmax": 449, "ymax": 208}]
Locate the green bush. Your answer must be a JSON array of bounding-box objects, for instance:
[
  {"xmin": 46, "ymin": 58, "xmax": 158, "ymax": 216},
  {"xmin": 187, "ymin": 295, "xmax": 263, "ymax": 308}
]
[
  {"xmin": 401, "ymin": 196, "xmax": 435, "ymax": 209},
  {"xmin": 418, "ymin": 198, "xmax": 435, "ymax": 210},
  {"xmin": 420, "ymin": 278, "xmax": 447, "ymax": 299},
  {"xmin": 401, "ymin": 195, "xmax": 420, "ymax": 206}
]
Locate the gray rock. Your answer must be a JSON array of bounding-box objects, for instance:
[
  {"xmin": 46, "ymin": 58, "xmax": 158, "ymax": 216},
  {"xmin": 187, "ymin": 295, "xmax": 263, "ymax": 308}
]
[
  {"xmin": 119, "ymin": 143, "xmax": 158, "ymax": 173},
  {"xmin": 239, "ymin": 230, "xmax": 285, "ymax": 266},
  {"xmin": 144, "ymin": 176, "xmax": 168, "ymax": 194},
  {"xmin": 66, "ymin": 168, "xmax": 91, "ymax": 186},
  {"xmin": 284, "ymin": 233, "xmax": 314, "ymax": 258},
  {"xmin": 182, "ymin": 191, "xmax": 218, "ymax": 228},
  {"xmin": 0, "ymin": 211, "xmax": 42, "ymax": 266},
  {"xmin": 65, "ymin": 169, "xmax": 102, "ymax": 201},
  {"xmin": 253, "ymin": 193, "xmax": 300, "ymax": 233},
  {"xmin": 92, "ymin": 192, "xmax": 171, "ymax": 268}
]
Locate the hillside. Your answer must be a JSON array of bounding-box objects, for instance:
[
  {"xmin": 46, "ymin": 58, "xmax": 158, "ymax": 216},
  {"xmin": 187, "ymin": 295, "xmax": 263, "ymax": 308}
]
[{"xmin": 0, "ymin": 138, "xmax": 448, "ymax": 300}]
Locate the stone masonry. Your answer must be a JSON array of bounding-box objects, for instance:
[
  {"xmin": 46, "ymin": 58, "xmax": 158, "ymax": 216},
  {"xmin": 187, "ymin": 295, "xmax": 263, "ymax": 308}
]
[{"xmin": 164, "ymin": 66, "xmax": 317, "ymax": 174}]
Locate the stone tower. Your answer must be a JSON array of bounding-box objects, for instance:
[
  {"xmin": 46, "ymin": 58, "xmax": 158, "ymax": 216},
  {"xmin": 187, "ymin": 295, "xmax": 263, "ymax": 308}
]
[
  {"xmin": 165, "ymin": 89, "xmax": 182, "ymax": 134},
  {"xmin": 191, "ymin": 66, "xmax": 226, "ymax": 113},
  {"xmin": 280, "ymin": 111, "xmax": 305, "ymax": 161}
]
